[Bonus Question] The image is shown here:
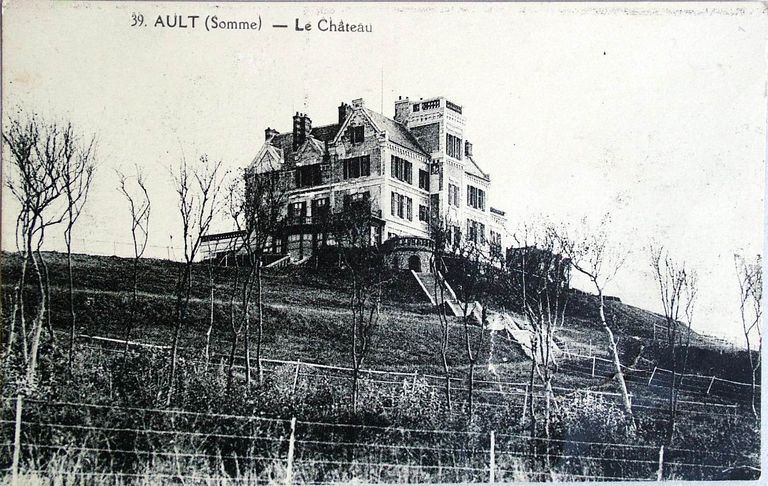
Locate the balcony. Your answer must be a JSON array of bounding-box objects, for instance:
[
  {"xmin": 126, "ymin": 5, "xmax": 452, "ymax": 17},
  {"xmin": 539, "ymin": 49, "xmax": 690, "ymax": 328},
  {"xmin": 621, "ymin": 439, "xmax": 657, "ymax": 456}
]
[{"xmin": 383, "ymin": 236, "xmax": 434, "ymax": 252}]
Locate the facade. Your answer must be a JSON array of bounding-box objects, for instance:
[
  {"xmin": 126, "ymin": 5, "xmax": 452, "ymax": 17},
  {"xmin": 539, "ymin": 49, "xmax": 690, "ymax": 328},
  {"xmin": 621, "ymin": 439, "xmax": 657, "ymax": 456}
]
[{"xmin": 203, "ymin": 96, "xmax": 508, "ymax": 266}]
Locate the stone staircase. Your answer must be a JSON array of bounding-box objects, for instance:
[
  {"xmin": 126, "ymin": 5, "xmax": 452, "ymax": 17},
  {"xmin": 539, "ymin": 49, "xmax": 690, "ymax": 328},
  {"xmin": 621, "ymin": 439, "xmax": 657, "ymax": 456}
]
[
  {"xmin": 411, "ymin": 270, "xmax": 561, "ymax": 361},
  {"xmin": 411, "ymin": 270, "xmax": 463, "ymax": 317}
]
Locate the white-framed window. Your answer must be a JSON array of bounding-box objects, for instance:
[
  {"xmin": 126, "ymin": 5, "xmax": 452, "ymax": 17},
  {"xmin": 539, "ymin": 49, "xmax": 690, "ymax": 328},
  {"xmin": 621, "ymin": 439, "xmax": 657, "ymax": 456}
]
[
  {"xmin": 448, "ymin": 184, "xmax": 460, "ymax": 207},
  {"xmin": 467, "ymin": 185, "xmax": 486, "ymax": 210},
  {"xmin": 390, "ymin": 191, "xmax": 413, "ymax": 221},
  {"xmin": 392, "ymin": 155, "xmax": 412, "ymax": 184}
]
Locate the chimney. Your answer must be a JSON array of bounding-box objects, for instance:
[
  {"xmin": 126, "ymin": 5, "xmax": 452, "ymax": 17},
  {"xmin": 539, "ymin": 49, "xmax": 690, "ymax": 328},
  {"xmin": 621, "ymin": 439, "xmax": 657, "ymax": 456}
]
[
  {"xmin": 465, "ymin": 140, "xmax": 473, "ymax": 158},
  {"xmin": 264, "ymin": 127, "xmax": 279, "ymax": 142},
  {"xmin": 292, "ymin": 112, "xmax": 301, "ymax": 150},
  {"xmin": 394, "ymin": 96, "xmax": 410, "ymax": 125},
  {"xmin": 292, "ymin": 112, "xmax": 312, "ymax": 151},
  {"xmin": 351, "ymin": 98, "xmax": 365, "ymax": 110},
  {"xmin": 338, "ymin": 102, "xmax": 350, "ymax": 125}
]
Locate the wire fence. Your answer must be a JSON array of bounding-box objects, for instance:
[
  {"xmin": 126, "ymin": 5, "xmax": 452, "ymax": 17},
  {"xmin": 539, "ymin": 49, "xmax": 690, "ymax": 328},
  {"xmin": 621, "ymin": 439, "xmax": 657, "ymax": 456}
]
[
  {"xmin": 72, "ymin": 335, "xmax": 752, "ymax": 421},
  {"xmin": 0, "ymin": 396, "xmax": 755, "ymax": 484}
]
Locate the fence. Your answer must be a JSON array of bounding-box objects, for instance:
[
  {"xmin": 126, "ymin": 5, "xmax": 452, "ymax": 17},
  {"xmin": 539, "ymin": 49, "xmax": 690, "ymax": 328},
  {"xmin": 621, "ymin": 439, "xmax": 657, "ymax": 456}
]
[
  {"xmin": 0, "ymin": 396, "xmax": 754, "ymax": 483},
  {"xmin": 564, "ymin": 352, "xmax": 760, "ymax": 405},
  {"xmin": 73, "ymin": 335, "xmax": 751, "ymax": 424}
]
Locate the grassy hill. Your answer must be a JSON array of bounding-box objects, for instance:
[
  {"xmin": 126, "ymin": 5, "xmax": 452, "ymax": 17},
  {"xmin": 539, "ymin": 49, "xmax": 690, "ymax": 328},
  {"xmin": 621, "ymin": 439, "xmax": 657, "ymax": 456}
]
[
  {"xmin": 0, "ymin": 251, "xmax": 761, "ymax": 482},
  {"xmin": 0, "ymin": 251, "xmax": 753, "ymax": 381}
]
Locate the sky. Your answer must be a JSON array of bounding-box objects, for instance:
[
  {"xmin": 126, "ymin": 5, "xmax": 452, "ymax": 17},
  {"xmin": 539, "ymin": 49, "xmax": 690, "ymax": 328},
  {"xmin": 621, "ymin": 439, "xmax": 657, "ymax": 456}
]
[{"xmin": 3, "ymin": 1, "xmax": 766, "ymax": 343}]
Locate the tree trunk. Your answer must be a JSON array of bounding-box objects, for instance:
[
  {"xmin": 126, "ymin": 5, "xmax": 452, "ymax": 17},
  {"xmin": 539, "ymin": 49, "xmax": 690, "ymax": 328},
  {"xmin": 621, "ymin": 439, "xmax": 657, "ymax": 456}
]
[
  {"xmin": 167, "ymin": 264, "xmax": 191, "ymax": 405},
  {"xmin": 35, "ymin": 249, "xmax": 56, "ymax": 343},
  {"xmin": 17, "ymin": 239, "xmax": 30, "ymax": 363},
  {"xmin": 67, "ymin": 241, "xmax": 76, "ymax": 373},
  {"xmin": 603, "ymin": 322, "xmax": 635, "ymax": 427},
  {"xmin": 25, "ymin": 249, "xmax": 46, "ymax": 388},
  {"xmin": 255, "ymin": 257, "xmax": 264, "ymax": 384},
  {"xmin": 227, "ymin": 333, "xmax": 240, "ymax": 390},
  {"xmin": 468, "ymin": 360, "xmax": 475, "ymax": 419},
  {"xmin": 227, "ymin": 264, "xmax": 240, "ymax": 390},
  {"xmin": 205, "ymin": 261, "xmax": 214, "ymax": 365},
  {"xmin": 123, "ymin": 257, "xmax": 139, "ymax": 367},
  {"xmin": 435, "ymin": 264, "xmax": 452, "ymax": 410},
  {"xmin": 243, "ymin": 299, "xmax": 252, "ymax": 387},
  {"xmin": 528, "ymin": 337, "xmax": 538, "ymax": 458},
  {"xmin": 5, "ymin": 285, "xmax": 20, "ymax": 362},
  {"xmin": 352, "ymin": 304, "xmax": 359, "ymax": 413}
]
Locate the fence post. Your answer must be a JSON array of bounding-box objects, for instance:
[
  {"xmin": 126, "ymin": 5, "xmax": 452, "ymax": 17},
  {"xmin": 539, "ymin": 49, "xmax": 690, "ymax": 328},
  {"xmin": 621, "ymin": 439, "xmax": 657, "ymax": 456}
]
[
  {"xmin": 706, "ymin": 375, "xmax": 716, "ymax": 395},
  {"xmin": 11, "ymin": 394, "xmax": 22, "ymax": 485},
  {"xmin": 412, "ymin": 371, "xmax": 418, "ymax": 389},
  {"xmin": 656, "ymin": 445, "xmax": 664, "ymax": 480},
  {"xmin": 591, "ymin": 356, "xmax": 596, "ymax": 377},
  {"xmin": 489, "ymin": 430, "xmax": 496, "ymax": 483},
  {"xmin": 292, "ymin": 361, "xmax": 302, "ymax": 394},
  {"xmin": 285, "ymin": 417, "xmax": 297, "ymax": 485},
  {"xmin": 648, "ymin": 367, "xmax": 657, "ymax": 386}
]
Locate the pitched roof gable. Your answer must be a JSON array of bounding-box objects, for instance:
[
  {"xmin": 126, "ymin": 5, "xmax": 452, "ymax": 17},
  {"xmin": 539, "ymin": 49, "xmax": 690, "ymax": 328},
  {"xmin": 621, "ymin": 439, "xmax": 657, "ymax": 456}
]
[
  {"xmin": 364, "ymin": 109, "xmax": 427, "ymax": 156},
  {"xmin": 465, "ymin": 156, "xmax": 489, "ymax": 180}
]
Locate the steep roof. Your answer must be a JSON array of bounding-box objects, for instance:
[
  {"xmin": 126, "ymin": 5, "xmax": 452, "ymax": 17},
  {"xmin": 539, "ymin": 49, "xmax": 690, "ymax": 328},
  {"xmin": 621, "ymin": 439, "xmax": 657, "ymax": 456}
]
[
  {"xmin": 364, "ymin": 109, "xmax": 427, "ymax": 156},
  {"xmin": 268, "ymin": 124, "xmax": 340, "ymax": 161},
  {"xmin": 465, "ymin": 155, "xmax": 489, "ymax": 181}
]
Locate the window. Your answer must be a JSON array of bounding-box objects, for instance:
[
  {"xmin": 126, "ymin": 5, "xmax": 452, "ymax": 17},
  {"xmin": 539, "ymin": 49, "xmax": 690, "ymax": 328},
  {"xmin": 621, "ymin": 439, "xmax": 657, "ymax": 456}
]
[
  {"xmin": 467, "ymin": 185, "xmax": 486, "ymax": 210},
  {"xmin": 490, "ymin": 230, "xmax": 501, "ymax": 247},
  {"xmin": 312, "ymin": 198, "xmax": 329, "ymax": 223},
  {"xmin": 418, "ymin": 204, "xmax": 429, "ymax": 222},
  {"xmin": 288, "ymin": 201, "xmax": 307, "ymax": 223},
  {"xmin": 390, "ymin": 191, "xmax": 412, "ymax": 221},
  {"xmin": 391, "ymin": 155, "xmax": 412, "ymax": 184},
  {"xmin": 446, "ymin": 133, "xmax": 462, "ymax": 160},
  {"xmin": 467, "ymin": 220, "xmax": 485, "ymax": 244},
  {"xmin": 296, "ymin": 164, "xmax": 322, "ymax": 188},
  {"xmin": 344, "ymin": 191, "xmax": 370, "ymax": 209},
  {"xmin": 412, "ymin": 104, "xmax": 420, "ymax": 112},
  {"xmin": 447, "ymin": 225, "xmax": 461, "ymax": 248},
  {"xmin": 350, "ymin": 125, "xmax": 365, "ymax": 144},
  {"xmin": 418, "ymin": 169, "xmax": 430, "ymax": 191},
  {"xmin": 448, "ymin": 184, "xmax": 460, "ymax": 207},
  {"xmin": 342, "ymin": 155, "xmax": 370, "ymax": 179}
]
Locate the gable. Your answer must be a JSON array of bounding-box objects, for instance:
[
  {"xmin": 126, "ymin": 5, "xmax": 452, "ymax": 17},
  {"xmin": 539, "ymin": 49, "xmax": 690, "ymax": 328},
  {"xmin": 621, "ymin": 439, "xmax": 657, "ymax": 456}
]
[
  {"xmin": 332, "ymin": 109, "xmax": 383, "ymax": 146},
  {"xmin": 465, "ymin": 156, "xmax": 489, "ymax": 181},
  {"xmin": 250, "ymin": 144, "xmax": 283, "ymax": 173},
  {"xmin": 295, "ymin": 137, "xmax": 326, "ymax": 166}
]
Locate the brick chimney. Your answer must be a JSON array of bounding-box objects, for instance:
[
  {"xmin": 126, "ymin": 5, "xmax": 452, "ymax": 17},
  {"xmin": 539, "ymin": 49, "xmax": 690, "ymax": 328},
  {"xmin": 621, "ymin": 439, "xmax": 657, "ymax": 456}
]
[
  {"xmin": 265, "ymin": 127, "xmax": 279, "ymax": 142},
  {"xmin": 292, "ymin": 112, "xmax": 312, "ymax": 151},
  {"xmin": 394, "ymin": 96, "xmax": 410, "ymax": 125},
  {"xmin": 338, "ymin": 102, "xmax": 351, "ymax": 125},
  {"xmin": 465, "ymin": 140, "xmax": 473, "ymax": 158},
  {"xmin": 351, "ymin": 98, "xmax": 365, "ymax": 110}
]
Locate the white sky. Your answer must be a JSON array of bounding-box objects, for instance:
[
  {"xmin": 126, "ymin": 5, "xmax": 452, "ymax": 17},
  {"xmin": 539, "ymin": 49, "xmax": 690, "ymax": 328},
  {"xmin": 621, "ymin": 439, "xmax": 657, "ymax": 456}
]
[{"xmin": 3, "ymin": 2, "xmax": 766, "ymax": 343}]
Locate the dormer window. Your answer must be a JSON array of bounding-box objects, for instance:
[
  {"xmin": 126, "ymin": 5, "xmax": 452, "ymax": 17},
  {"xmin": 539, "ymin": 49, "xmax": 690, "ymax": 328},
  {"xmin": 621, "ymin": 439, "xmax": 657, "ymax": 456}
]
[{"xmin": 350, "ymin": 125, "xmax": 365, "ymax": 144}]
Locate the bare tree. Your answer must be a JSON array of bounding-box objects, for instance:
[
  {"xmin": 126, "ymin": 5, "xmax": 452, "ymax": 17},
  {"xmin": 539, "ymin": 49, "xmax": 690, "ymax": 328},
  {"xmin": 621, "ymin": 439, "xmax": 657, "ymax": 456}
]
[
  {"xmin": 428, "ymin": 216, "xmax": 455, "ymax": 411},
  {"xmin": 735, "ymin": 253, "xmax": 762, "ymax": 418},
  {"xmin": 224, "ymin": 182, "xmax": 246, "ymax": 388},
  {"xmin": 558, "ymin": 216, "xmax": 635, "ymax": 427},
  {"xmin": 449, "ymin": 234, "xmax": 495, "ymax": 419},
  {"xmin": 116, "ymin": 167, "xmax": 150, "ymax": 363},
  {"xmin": 227, "ymin": 167, "xmax": 288, "ymax": 386},
  {"xmin": 506, "ymin": 221, "xmax": 571, "ymax": 452},
  {"xmin": 3, "ymin": 114, "xmax": 76, "ymax": 387},
  {"xmin": 62, "ymin": 131, "xmax": 96, "ymax": 373},
  {"xmin": 332, "ymin": 197, "xmax": 386, "ymax": 412},
  {"xmin": 649, "ymin": 246, "xmax": 698, "ymax": 444},
  {"xmin": 167, "ymin": 154, "xmax": 225, "ymax": 404}
]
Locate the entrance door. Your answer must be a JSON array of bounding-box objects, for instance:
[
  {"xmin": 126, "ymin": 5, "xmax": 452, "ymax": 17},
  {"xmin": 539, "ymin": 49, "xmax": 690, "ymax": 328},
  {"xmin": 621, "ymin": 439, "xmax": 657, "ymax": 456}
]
[{"xmin": 408, "ymin": 255, "xmax": 422, "ymax": 272}]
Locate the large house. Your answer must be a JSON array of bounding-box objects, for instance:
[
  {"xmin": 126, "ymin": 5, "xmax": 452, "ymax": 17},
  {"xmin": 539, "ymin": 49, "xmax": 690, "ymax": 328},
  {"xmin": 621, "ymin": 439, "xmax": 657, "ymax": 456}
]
[{"xmin": 202, "ymin": 96, "xmax": 508, "ymax": 269}]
